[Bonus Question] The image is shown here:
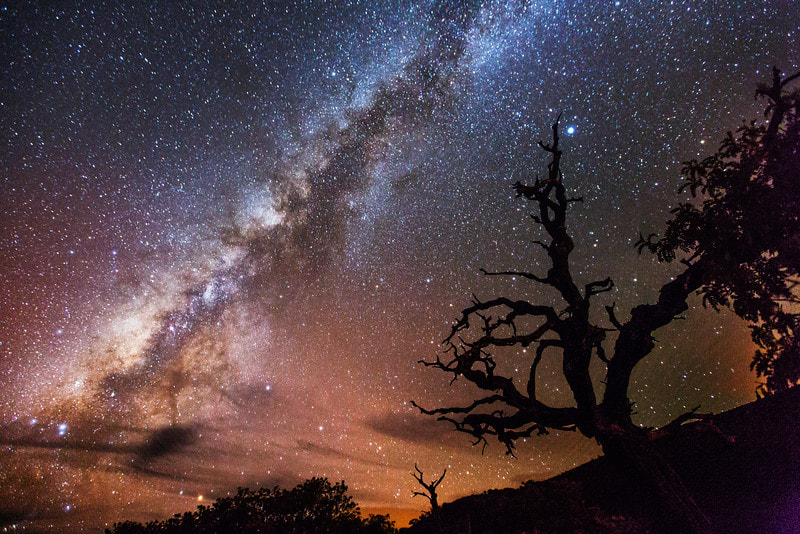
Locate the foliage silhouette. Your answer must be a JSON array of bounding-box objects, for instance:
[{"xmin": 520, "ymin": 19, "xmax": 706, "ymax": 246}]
[
  {"xmin": 106, "ymin": 477, "xmax": 396, "ymax": 534},
  {"xmin": 414, "ymin": 69, "xmax": 800, "ymax": 533},
  {"xmin": 639, "ymin": 67, "xmax": 800, "ymax": 395}
]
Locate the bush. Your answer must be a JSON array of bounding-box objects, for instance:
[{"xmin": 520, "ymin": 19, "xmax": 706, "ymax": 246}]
[{"xmin": 106, "ymin": 478, "xmax": 397, "ymax": 534}]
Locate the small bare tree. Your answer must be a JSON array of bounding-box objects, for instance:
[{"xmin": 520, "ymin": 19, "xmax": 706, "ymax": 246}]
[{"xmin": 411, "ymin": 463, "xmax": 446, "ymax": 513}]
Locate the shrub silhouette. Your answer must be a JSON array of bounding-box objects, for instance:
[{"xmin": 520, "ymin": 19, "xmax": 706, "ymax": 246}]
[{"xmin": 106, "ymin": 477, "xmax": 396, "ymax": 534}]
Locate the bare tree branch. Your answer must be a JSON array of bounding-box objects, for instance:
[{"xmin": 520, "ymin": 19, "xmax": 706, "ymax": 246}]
[
  {"xmin": 585, "ymin": 277, "xmax": 614, "ymax": 299},
  {"xmin": 526, "ymin": 339, "xmax": 562, "ymax": 400},
  {"xmin": 605, "ymin": 303, "xmax": 623, "ymax": 330},
  {"xmin": 480, "ymin": 268, "xmax": 549, "ymax": 284}
]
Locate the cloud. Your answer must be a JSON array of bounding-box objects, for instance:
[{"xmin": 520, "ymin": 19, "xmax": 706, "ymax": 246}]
[
  {"xmin": 0, "ymin": 509, "xmax": 28, "ymax": 529},
  {"xmin": 134, "ymin": 424, "xmax": 198, "ymax": 464},
  {"xmin": 297, "ymin": 440, "xmax": 387, "ymax": 469},
  {"xmin": 0, "ymin": 422, "xmax": 198, "ymax": 464},
  {"xmin": 364, "ymin": 411, "xmax": 466, "ymax": 447},
  {"xmin": 0, "ymin": 436, "xmax": 137, "ymax": 455}
]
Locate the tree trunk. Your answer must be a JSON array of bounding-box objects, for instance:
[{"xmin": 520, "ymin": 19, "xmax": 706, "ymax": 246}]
[{"xmin": 598, "ymin": 429, "xmax": 712, "ymax": 533}]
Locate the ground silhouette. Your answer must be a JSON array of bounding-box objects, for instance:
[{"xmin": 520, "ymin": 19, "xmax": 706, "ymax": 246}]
[{"xmin": 403, "ymin": 385, "xmax": 800, "ymax": 533}]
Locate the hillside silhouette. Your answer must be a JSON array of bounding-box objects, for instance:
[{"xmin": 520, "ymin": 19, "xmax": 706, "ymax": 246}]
[
  {"xmin": 403, "ymin": 386, "xmax": 800, "ymax": 533},
  {"xmin": 104, "ymin": 388, "xmax": 798, "ymax": 533}
]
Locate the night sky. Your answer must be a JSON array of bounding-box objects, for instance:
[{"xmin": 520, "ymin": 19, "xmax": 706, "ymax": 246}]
[{"xmin": 1, "ymin": 1, "xmax": 798, "ymax": 531}]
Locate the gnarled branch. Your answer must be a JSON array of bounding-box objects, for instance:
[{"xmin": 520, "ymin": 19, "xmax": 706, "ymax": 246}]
[{"xmin": 480, "ymin": 267, "xmax": 549, "ymax": 284}]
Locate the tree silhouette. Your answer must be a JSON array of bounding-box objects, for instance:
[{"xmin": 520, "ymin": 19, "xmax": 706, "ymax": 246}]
[
  {"xmin": 414, "ymin": 69, "xmax": 800, "ymax": 532},
  {"xmin": 411, "ymin": 463, "xmax": 446, "ymax": 513},
  {"xmin": 639, "ymin": 66, "xmax": 800, "ymax": 396},
  {"xmin": 106, "ymin": 477, "xmax": 397, "ymax": 534}
]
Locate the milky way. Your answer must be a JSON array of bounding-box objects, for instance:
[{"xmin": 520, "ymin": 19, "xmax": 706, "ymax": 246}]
[{"xmin": 1, "ymin": 1, "xmax": 798, "ymax": 531}]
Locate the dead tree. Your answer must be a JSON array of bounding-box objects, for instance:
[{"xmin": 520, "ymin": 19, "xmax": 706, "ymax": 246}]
[
  {"xmin": 414, "ymin": 70, "xmax": 800, "ymax": 533},
  {"xmin": 411, "ymin": 463, "xmax": 446, "ymax": 513}
]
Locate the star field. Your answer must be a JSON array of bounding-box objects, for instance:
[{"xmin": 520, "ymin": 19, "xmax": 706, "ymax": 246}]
[{"xmin": 1, "ymin": 1, "xmax": 798, "ymax": 531}]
